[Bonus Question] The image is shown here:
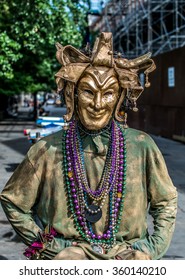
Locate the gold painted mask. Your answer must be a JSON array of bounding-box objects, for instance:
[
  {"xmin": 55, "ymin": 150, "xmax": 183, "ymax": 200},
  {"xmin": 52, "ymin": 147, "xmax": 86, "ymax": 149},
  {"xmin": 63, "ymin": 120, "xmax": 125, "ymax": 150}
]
[
  {"xmin": 55, "ymin": 32, "xmax": 156, "ymax": 128},
  {"xmin": 77, "ymin": 67, "xmax": 120, "ymax": 130}
]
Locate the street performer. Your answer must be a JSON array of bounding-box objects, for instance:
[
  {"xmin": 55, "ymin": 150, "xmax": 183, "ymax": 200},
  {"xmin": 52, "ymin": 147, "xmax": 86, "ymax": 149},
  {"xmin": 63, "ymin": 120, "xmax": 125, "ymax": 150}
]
[{"xmin": 0, "ymin": 32, "xmax": 177, "ymax": 260}]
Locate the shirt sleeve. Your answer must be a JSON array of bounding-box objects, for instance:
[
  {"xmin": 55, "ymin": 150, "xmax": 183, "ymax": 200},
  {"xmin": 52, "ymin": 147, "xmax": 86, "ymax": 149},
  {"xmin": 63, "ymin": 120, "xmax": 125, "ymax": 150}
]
[
  {"xmin": 132, "ymin": 137, "xmax": 178, "ymax": 259},
  {"xmin": 0, "ymin": 143, "xmax": 71, "ymax": 259},
  {"xmin": 0, "ymin": 155, "xmax": 41, "ymax": 245}
]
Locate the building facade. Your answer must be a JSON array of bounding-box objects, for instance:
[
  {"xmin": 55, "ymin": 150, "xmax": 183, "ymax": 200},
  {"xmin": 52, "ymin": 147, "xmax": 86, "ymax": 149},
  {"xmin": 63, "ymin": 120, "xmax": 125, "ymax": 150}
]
[{"xmin": 89, "ymin": 0, "xmax": 185, "ymax": 141}]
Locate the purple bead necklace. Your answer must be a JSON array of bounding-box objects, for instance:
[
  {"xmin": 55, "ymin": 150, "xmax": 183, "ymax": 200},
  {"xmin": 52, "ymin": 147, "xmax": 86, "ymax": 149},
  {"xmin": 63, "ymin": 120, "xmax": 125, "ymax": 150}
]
[{"xmin": 63, "ymin": 119, "xmax": 127, "ymax": 249}]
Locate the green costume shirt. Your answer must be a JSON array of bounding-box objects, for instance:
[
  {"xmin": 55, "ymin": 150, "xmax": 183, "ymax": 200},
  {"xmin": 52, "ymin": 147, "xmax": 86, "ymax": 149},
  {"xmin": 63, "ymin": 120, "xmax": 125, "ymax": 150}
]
[{"xmin": 0, "ymin": 126, "xmax": 177, "ymax": 260}]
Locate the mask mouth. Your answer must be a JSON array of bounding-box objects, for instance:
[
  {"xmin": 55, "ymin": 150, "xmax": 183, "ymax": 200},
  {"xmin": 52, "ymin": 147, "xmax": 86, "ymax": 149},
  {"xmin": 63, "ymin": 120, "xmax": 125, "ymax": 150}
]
[{"xmin": 87, "ymin": 110, "xmax": 106, "ymax": 118}]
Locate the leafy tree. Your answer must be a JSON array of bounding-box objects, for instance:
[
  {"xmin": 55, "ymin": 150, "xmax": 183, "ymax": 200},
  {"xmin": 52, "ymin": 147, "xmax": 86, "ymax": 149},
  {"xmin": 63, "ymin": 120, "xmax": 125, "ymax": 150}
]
[
  {"xmin": 0, "ymin": 0, "xmax": 89, "ymax": 97},
  {"xmin": 0, "ymin": 31, "xmax": 22, "ymax": 79}
]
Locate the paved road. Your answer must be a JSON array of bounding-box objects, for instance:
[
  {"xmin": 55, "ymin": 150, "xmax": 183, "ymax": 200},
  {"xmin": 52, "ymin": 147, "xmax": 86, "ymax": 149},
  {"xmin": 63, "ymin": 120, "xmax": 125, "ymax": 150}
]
[
  {"xmin": 0, "ymin": 121, "xmax": 185, "ymax": 260},
  {"xmin": 0, "ymin": 121, "xmax": 34, "ymax": 259}
]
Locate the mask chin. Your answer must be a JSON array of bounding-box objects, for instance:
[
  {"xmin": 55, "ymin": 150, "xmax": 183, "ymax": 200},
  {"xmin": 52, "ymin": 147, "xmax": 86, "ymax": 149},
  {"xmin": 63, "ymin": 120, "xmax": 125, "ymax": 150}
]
[{"xmin": 77, "ymin": 112, "xmax": 112, "ymax": 131}]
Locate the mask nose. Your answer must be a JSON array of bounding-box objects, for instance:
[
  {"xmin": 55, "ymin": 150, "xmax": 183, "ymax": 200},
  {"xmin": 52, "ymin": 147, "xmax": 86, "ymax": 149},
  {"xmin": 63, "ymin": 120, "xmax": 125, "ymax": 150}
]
[{"xmin": 94, "ymin": 92, "xmax": 102, "ymax": 110}]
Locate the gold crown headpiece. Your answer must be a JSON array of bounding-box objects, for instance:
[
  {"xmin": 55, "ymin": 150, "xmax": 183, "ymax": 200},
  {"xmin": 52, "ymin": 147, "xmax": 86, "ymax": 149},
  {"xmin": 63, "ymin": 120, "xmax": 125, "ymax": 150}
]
[{"xmin": 55, "ymin": 32, "xmax": 156, "ymax": 122}]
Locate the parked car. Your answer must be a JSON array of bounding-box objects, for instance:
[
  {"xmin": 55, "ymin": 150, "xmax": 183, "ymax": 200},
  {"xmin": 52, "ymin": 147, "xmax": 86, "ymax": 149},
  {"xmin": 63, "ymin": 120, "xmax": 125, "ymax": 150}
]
[
  {"xmin": 46, "ymin": 99, "xmax": 55, "ymax": 105},
  {"xmin": 23, "ymin": 116, "xmax": 68, "ymax": 144}
]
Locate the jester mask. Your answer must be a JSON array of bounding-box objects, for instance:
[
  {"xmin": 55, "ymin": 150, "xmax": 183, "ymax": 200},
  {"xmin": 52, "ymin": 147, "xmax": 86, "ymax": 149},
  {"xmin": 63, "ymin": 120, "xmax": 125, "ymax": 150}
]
[{"xmin": 55, "ymin": 32, "xmax": 156, "ymax": 130}]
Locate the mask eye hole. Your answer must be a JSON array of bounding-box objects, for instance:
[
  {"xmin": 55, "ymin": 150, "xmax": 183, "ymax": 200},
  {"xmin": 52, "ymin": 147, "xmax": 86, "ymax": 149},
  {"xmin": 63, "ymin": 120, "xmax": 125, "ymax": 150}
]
[
  {"xmin": 84, "ymin": 89, "xmax": 94, "ymax": 96},
  {"xmin": 104, "ymin": 91, "xmax": 113, "ymax": 97}
]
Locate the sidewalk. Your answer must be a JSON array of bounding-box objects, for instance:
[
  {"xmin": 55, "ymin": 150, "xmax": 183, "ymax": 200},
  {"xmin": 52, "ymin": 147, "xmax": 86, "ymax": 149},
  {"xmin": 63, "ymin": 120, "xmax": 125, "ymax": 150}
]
[
  {"xmin": 150, "ymin": 135, "xmax": 185, "ymax": 259},
  {"xmin": 0, "ymin": 121, "xmax": 185, "ymax": 260},
  {"xmin": 0, "ymin": 121, "xmax": 35, "ymax": 260}
]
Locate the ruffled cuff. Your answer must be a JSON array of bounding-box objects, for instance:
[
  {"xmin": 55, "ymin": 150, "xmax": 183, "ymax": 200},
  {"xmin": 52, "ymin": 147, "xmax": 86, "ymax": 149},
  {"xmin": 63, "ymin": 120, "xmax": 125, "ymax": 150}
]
[{"xmin": 23, "ymin": 225, "xmax": 57, "ymax": 259}]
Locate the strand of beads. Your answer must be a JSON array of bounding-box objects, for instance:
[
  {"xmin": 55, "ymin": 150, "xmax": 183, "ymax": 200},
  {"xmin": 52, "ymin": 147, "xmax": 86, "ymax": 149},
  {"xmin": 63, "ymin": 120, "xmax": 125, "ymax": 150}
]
[
  {"xmin": 76, "ymin": 121, "xmax": 116, "ymax": 208},
  {"xmin": 114, "ymin": 123, "xmax": 127, "ymax": 235},
  {"xmin": 87, "ymin": 121, "xmax": 127, "ymax": 249},
  {"xmin": 63, "ymin": 121, "xmax": 89, "ymax": 241},
  {"xmin": 62, "ymin": 130, "xmax": 76, "ymax": 217},
  {"xmin": 78, "ymin": 120, "xmax": 112, "ymax": 137},
  {"xmin": 71, "ymin": 120, "xmax": 118, "ymax": 245},
  {"xmin": 68, "ymin": 121, "xmax": 90, "ymax": 240},
  {"xmin": 79, "ymin": 120, "xmax": 120, "ymax": 248},
  {"xmin": 62, "ymin": 120, "xmax": 127, "ymax": 249},
  {"xmin": 76, "ymin": 123, "xmax": 114, "ymax": 201}
]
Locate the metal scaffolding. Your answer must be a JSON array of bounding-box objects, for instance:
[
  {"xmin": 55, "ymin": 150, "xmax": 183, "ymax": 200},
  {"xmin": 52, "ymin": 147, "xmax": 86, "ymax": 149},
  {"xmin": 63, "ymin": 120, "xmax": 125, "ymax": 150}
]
[{"xmin": 89, "ymin": 0, "xmax": 185, "ymax": 57}]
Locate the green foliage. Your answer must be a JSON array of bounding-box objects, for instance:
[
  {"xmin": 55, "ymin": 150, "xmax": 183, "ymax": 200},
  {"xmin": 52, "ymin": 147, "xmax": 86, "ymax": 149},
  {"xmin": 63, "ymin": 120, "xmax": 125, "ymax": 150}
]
[
  {"xmin": 0, "ymin": 31, "xmax": 22, "ymax": 79},
  {"xmin": 0, "ymin": 0, "xmax": 88, "ymax": 95}
]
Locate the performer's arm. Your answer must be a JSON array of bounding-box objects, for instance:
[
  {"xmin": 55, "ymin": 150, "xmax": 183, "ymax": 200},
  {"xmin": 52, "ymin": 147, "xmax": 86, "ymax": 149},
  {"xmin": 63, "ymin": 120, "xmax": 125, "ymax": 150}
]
[{"xmin": 132, "ymin": 140, "xmax": 178, "ymax": 259}]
